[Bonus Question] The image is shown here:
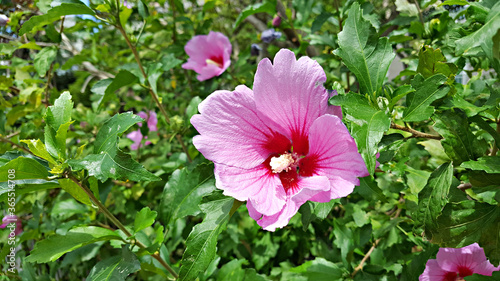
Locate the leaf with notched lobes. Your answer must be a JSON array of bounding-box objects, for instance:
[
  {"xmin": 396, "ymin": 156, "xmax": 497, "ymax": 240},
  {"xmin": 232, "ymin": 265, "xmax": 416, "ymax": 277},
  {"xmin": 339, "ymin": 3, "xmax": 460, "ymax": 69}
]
[
  {"xmin": 67, "ymin": 112, "xmax": 160, "ymax": 182},
  {"xmin": 433, "ymin": 110, "xmax": 486, "ymax": 165},
  {"xmin": 334, "ymin": 2, "xmax": 395, "ymax": 96},
  {"xmin": 86, "ymin": 246, "xmax": 141, "ymax": 281},
  {"xmin": 417, "ymin": 46, "xmax": 458, "ymax": 78},
  {"xmin": 179, "ymin": 196, "xmax": 235, "ymax": 281},
  {"xmin": 415, "ymin": 162, "xmax": 453, "ymax": 236},
  {"xmin": 461, "ymin": 156, "xmax": 500, "ymax": 173},
  {"xmin": 403, "ymin": 74, "xmax": 450, "ymax": 122},
  {"xmin": 160, "ymin": 164, "xmax": 216, "ymax": 226}
]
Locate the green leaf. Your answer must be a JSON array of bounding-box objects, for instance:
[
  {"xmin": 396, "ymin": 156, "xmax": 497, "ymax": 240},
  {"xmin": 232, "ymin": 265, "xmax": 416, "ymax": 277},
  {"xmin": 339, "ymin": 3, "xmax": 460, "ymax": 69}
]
[
  {"xmin": 470, "ymin": 116, "xmax": 500, "ymax": 150},
  {"xmin": 455, "ymin": 2, "xmax": 500, "ymax": 54},
  {"xmin": 94, "ymin": 112, "xmax": 142, "ymax": 154},
  {"xmin": 67, "ymin": 112, "xmax": 160, "ymax": 182},
  {"xmin": 465, "ymin": 271, "xmax": 500, "ymax": 281},
  {"xmin": 186, "ymin": 96, "xmax": 202, "ymax": 121},
  {"xmin": 0, "ymin": 179, "xmax": 59, "ymax": 202},
  {"xmin": 178, "ymin": 196, "xmax": 234, "ymax": 281},
  {"xmin": 428, "ymin": 201, "xmax": 500, "ymax": 265},
  {"xmin": 92, "ymin": 70, "xmax": 137, "ymax": 109},
  {"xmin": 45, "ymin": 91, "xmax": 74, "ymax": 131},
  {"xmin": 137, "ymin": 0, "xmax": 149, "ymax": 19},
  {"xmin": 0, "ymin": 157, "xmax": 48, "ymax": 181},
  {"xmin": 252, "ymin": 233, "xmax": 279, "ymax": 270},
  {"xmin": 234, "ymin": 1, "xmax": 276, "ymax": 28},
  {"xmin": 461, "ymin": 156, "xmax": 500, "ymax": 173},
  {"xmin": 289, "ymin": 258, "xmax": 344, "ymax": 280},
  {"xmin": 311, "ymin": 12, "xmax": 333, "ymax": 33},
  {"xmin": 20, "ymin": 139, "xmax": 57, "ymax": 165},
  {"xmin": 433, "ymin": 110, "xmax": 485, "ymax": 165},
  {"xmin": 86, "ymin": 246, "xmax": 141, "ymax": 281},
  {"xmin": 216, "ymin": 259, "xmax": 246, "ymax": 281},
  {"xmin": 300, "ymin": 199, "xmax": 338, "ymax": 230},
  {"xmin": 403, "ymin": 74, "xmax": 450, "ymax": 122},
  {"xmin": 416, "ymin": 46, "xmax": 458, "ymax": 78},
  {"xmin": 19, "ymin": 3, "xmax": 96, "ymax": 36},
  {"xmin": 58, "ymin": 178, "xmax": 92, "ymax": 206},
  {"xmin": 68, "ymin": 150, "xmax": 160, "ymax": 182},
  {"xmin": 147, "ymin": 63, "xmax": 163, "ymax": 95},
  {"xmin": 34, "ymin": 47, "xmax": 57, "ymax": 77},
  {"xmin": 334, "ymin": 2, "xmax": 395, "ymax": 95},
  {"xmin": 26, "ymin": 226, "xmax": 122, "ymax": 263},
  {"xmin": 160, "ymin": 164, "xmax": 216, "ymax": 226},
  {"xmin": 415, "ymin": 163, "xmax": 453, "ymax": 235},
  {"xmin": 330, "ymin": 94, "xmax": 390, "ymax": 174},
  {"xmin": 134, "ymin": 207, "xmax": 157, "ymax": 233},
  {"xmin": 354, "ymin": 176, "xmax": 386, "ymax": 202}
]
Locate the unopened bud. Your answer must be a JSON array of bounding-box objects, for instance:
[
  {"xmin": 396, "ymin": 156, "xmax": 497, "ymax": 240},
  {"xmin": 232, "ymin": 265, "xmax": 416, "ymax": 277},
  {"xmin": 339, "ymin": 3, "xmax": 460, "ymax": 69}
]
[{"xmin": 272, "ymin": 16, "xmax": 281, "ymax": 27}]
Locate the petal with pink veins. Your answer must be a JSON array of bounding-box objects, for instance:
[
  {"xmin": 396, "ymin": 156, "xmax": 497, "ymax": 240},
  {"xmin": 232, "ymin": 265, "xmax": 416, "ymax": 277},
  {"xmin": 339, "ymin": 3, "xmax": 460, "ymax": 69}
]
[
  {"xmin": 191, "ymin": 85, "xmax": 290, "ymax": 169},
  {"xmin": 300, "ymin": 115, "xmax": 368, "ymax": 200},
  {"xmin": 249, "ymin": 176, "xmax": 330, "ymax": 231},
  {"xmin": 215, "ymin": 163, "xmax": 286, "ymax": 216},
  {"xmin": 253, "ymin": 49, "xmax": 329, "ymax": 155}
]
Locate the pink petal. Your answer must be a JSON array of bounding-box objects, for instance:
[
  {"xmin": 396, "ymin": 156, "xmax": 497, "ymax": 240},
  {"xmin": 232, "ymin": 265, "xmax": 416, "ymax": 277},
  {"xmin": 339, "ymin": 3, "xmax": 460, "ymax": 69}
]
[
  {"xmin": 253, "ymin": 49, "xmax": 329, "ymax": 155},
  {"xmin": 147, "ymin": 111, "xmax": 158, "ymax": 131},
  {"xmin": 300, "ymin": 115, "xmax": 368, "ymax": 200},
  {"xmin": 437, "ymin": 243, "xmax": 485, "ymax": 273},
  {"xmin": 214, "ymin": 163, "xmax": 286, "ymax": 216},
  {"xmin": 127, "ymin": 130, "xmax": 143, "ymax": 150},
  {"xmin": 249, "ymin": 176, "xmax": 330, "ymax": 231},
  {"xmin": 419, "ymin": 260, "xmax": 452, "ymax": 281},
  {"xmin": 191, "ymin": 85, "xmax": 289, "ymax": 169}
]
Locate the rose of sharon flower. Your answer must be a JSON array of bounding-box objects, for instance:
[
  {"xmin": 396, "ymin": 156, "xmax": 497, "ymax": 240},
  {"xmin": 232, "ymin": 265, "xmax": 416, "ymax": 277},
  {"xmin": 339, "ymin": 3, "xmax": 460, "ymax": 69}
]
[
  {"xmin": 0, "ymin": 215, "xmax": 22, "ymax": 236},
  {"xmin": 127, "ymin": 111, "xmax": 158, "ymax": 150},
  {"xmin": 420, "ymin": 243, "xmax": 500, "ymax": 281},
  {"xmin": 182, "ymin": 31, "xmax": 232, "ymax": 81},
  {"xmin": 191, "ymin": 49, "xmax": 368, "ymax": 231}
]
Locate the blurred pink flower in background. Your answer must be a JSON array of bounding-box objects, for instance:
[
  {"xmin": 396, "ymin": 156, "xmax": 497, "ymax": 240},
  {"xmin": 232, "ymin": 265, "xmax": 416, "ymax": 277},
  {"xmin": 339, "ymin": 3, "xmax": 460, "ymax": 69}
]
[
  {"xmin": 0, "ymin": 215, "xmax": 22, "ymax": 236},
  {"xmin": 420, "ymin": 243, "xmax": 500, "ymax": 281},
  {"xmin": 127, "ymin": 111, "xmax": 157, "ymax": 150},
  {"xmin": 182, "ymin": 31, "xmax": 232, "ymax": 81},
  {"xmin": 191, "ymin": 49, "xmax": 368, "ymax": 231}
]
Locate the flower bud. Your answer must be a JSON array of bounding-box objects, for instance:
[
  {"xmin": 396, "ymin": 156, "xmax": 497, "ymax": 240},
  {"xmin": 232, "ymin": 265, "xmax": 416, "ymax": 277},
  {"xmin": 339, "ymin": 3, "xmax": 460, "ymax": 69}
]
[{"xmin": 272, "ymin": 16, "xmax": 281, "ymax": 27}]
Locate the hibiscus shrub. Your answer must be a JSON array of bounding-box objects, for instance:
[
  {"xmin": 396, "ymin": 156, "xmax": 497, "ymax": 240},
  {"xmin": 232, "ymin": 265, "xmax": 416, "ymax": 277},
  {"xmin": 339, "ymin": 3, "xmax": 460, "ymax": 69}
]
[{"xmin": 0, "ymin": 0, "xmax": 499, "ymax": 280}]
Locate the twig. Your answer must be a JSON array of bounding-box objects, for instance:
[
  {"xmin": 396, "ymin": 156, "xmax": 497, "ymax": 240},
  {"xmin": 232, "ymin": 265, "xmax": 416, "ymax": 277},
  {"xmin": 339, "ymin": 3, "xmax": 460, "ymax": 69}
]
[
  {"xmin": 67, "ymin": 173, "xmax": 179, "ymax": 279},
  {"xmin": 351, "ymin": 239, "xmax": 381, "ymax": 278},
  {"xmin": 390, "ymin": 123, "xmax": 442, "ymax": 140},
  {"xmin": 0, "ymin": 136, "xmax": 35, "ymax": 156},
  {"xmin": 413, "ymin": 0, "xmax": 425, "ymax": 27}
]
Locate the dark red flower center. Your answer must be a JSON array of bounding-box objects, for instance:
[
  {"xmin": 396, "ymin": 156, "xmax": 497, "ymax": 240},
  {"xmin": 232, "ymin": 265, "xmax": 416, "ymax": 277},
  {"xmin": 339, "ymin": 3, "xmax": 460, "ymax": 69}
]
[
  {"xmin": 442, "ymin": 266, "xmax": 473, "ymax": 281},
  {"xmin": 262, "ymin": 130, "xmax": 320, "ymax": 194},
  {"xmin": 206, "ymin": 55, "xmax": 224, "ymax": 68}
]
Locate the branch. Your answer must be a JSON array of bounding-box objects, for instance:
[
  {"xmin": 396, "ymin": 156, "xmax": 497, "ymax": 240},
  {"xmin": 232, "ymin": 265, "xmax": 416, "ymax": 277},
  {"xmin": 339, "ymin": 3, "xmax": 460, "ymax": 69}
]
[
  {"xmin": 0, "ymin": 136, "xmax": 35, "ymax": 156},
  {"xmin": 390, "ymin": 123, "xmax": 442, "ymax": 140},
  {"xmin": 351, "ymin": 238, "xmax": 381, "ymax": 278}
]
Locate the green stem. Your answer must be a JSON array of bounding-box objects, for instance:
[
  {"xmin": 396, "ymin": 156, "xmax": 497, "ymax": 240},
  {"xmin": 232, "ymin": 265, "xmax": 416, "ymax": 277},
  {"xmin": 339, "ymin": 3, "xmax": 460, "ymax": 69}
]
[{"xmin": 67, "ymin": 173, "xmax": 179, "ymax": 279}]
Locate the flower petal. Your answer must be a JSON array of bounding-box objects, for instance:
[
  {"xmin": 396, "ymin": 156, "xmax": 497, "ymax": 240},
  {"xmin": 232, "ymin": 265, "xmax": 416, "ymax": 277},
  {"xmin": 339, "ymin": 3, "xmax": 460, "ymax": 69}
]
[
  {"xmin": 300, "ymin": 115, "xmax": 368, "ymax": 199},
  {"xmin": 127, "ymin": 130, "xmax": 143, "ymax": 150},
  {"xmin": 191, "ymin": 85, "xmax": 288, "ymax": 169},
  {"xmin": 250, "ymin": 176, "xmax": 330, "ymax": 231},
  {"xmin": 147, "ymin": 111, "xmax": 158, "ymax": 131},
  {"xmin": 214, "ymin": 163, "xmax": 286, "ymax": 216},
  {"xmin": 253, "ymin": 49, "xmax": 329, "ymax": 155},
  {"xmin": 419, "ymin": 260, "xmax": 452, "ymax": 281},
  {"xmin": 437, "ymin": 243, "xmax": 492, "ymax": 274}
]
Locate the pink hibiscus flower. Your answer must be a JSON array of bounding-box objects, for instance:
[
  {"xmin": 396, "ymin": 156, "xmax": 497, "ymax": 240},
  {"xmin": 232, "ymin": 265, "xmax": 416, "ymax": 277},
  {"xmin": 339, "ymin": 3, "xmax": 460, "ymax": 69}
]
[
  {"xmin": 182, "ymin": 31, "xmax": 232, "ymax": 81},
  {"xmin": 420, "ymin": 243, "xmax": 500, "ymax": 281},
  {"xmin": 0, "ymin": 215, "xmax": 22, "ymax": 236},
  {"xmin": 127, "ymin": 111, "xmax": 158, "ymax": 150},
  {"xmin": 191, "ymin": 49, "xmax": 368, "ymax": 231}
]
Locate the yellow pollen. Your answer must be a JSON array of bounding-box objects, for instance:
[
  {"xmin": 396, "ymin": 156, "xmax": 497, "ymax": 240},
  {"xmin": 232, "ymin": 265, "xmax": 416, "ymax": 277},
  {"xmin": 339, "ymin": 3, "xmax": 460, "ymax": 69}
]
[
  {"xmin": 270, "ymin": 154, "xmax": 295, "ymax": 173},
  {"xmin": 206, "ymin": 59, "xmax": 222, "ymax": 68}
]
